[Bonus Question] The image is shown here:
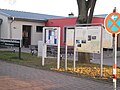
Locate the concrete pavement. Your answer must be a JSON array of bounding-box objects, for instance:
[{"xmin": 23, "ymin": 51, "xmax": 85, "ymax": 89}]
[
  {"xmin": 0, "ymin": 76, "xmax": 45, "ymax": 90},
  {"xmin": 0, "ymin": 61, "xmax": 120, "ymax": 90}
]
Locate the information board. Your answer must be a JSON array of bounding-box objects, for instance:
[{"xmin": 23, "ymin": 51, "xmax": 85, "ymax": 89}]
[
  {"xmin": 66, "ymin": 28, "xmax": 75, "ymax": 46},
  {"xmin": 43, "ymin": 27, "xmax": 60, "ymax": 45},
  {"xmin": 42, "ymin": 27, "xmax": 61, "ymax": 69},
  {"xmin": 75, "ymin": 26, "xmax": 102, "ymax": 53},
  {"xmin": 0, "ymin": 38, "xmax": 22, "ymax": 59},
  {"xmin": 0, "ymin": 38, "xmax": 21, "ymax": 47}
]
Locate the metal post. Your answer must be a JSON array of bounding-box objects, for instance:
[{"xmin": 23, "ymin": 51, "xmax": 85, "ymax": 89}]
[
  {"xmin": 42, "ymin": 27, "xmax": 45, "ymax": 66},
  {"xmin": 73, "ymin": 28, "xmax": 76, "ymax": 71},
  {"xmin": 57, "ymin": 27, "xmax": 60, "ymax": 69},
  {"xmin": 100, "ymin": 48, "xmax": 103, "ymax": 77},
  {"xmin": 42, "ymin": 44, "xmax": 45, "ymax": 66},
  {"xmin": 113, "ymin": 34, "xmax": 117, "ymax": 90},
  {"xmin": 57, "ymin": 45, "xmax": 60, "ymax": 69},
  {"xmin": 73, "ymin": 45, "xmax": 76, "ymax": 71},
  {"xmin": 100, "ymin": 25, "xmax": 103, "ymax": 77},
  {"xmin": 19, "ymin": 47, "xmax": 21, "ymax": 59},
  {"xmin": 65, "ymin": 44, "xmax": 68, "ymax": 70}
]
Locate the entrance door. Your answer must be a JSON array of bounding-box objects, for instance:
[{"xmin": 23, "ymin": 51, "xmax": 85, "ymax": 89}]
[{"xmin": 22, "ymin": 25, "xmax": 31, "ymax": 47}]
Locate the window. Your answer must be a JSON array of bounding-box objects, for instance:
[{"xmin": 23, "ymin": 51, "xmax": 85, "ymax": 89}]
[
  {"xmin": 63, "ymin": 27, "xmax": 67, "ymax": 43},
  {"xmin": 36, "ymin": 26, "xmax": 44, "ymax": 32}
]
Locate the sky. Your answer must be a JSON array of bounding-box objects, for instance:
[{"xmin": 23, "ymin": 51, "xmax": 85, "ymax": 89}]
[{"xmin": 0, "ymin": 0, "xmax": 120, "ymax": 16}]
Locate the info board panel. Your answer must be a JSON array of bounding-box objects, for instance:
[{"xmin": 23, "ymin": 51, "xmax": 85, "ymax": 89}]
[
  {"xmin": 75, "ymin": 26, "xmax": 102, "ymax": 53},
  {"xmin": 42, "ymin": 27, "xmax": 61, "ymax": 69},
  {"xmin": 66, "ymin": 27, "xmax": 75, "ymax": 46},
  {"xmin": 0, "ymin": 38, "xmax": 21, "ymax": 47},
  {"xmin": 43, "ymin": 27, "xmax": 60, "ymax": 45}
]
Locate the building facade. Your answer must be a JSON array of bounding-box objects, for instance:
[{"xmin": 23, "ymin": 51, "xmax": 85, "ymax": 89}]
[
  {"xmin": 46, "ymin": 17, "xmax": 105, "ymax": 45},
  {"xmin": 0, "ymin": 9, "xmax": 62, "ymax": 47},
  {"xmin": 0, "ymin": 9, "xmax": 119, "ymax": 48}
]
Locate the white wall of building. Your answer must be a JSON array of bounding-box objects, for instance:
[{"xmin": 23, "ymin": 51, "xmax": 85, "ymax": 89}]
[
  {"xmin": 31, "ymin": 22, "xmax": 44, "ymax": 45},
  {"xmin": 10, "ymin": 20, "xmax": 22, "ymax": 39},
  {"xmin": 11, "ymin": 20, "xmax": 45, "ymax": 45},
  {"xmin": 38, "ymin": 41, "xmax": 43, "ymax": 57},
  {"xmin": 0, "ymin": 14, "xmax": 9, "ymax": 38}
]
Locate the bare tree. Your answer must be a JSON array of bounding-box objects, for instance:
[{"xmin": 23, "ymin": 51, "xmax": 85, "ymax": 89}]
[{"xmin": 76, "ymin": 0, "xmax": 97, "ymax": 63}]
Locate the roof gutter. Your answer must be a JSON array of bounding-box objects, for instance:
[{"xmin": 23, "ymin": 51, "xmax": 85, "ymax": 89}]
[
  {"xmin": 9, "ymin": 16, "xmax": 15, "ymax": 39},
  {"xmin": 12, "ymin": 17, "xmax": 47, "ymax": 23}
]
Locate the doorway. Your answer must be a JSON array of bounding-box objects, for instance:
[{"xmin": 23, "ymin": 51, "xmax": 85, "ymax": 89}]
[{"xmin": 22, "ymin": 25, "xmax": 31, "ymax": 47}]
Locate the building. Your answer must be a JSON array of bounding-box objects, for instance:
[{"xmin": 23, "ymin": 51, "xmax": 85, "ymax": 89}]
[
  {"xmin": 46, "ymin": 15, "xmax": 105, "ymax": 45},
  {"xmin": 0, "ymin": 9, "xmax": 63, "ymax": 47},
  {"xmin": 0, "ymin": 9, "xmax": 120, "ymax": 48},
  {"xmin": 46, "ymin": 14, "xmax": 120, "ymax": 48}
]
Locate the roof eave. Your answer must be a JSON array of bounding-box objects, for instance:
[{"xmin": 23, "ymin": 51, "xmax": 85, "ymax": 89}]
[
  {"xmin": 0, "ymin": 11, "xmax": 11, "ymax": 17},
  {"xmin": 9, "ymin": 17, "xmax": 47, "ymax": 23}
]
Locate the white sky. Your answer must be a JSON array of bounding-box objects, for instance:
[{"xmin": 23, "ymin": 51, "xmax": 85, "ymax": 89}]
[{"xmin": 0, "ymin": 0, "xmax": 120, "ymax": 16}]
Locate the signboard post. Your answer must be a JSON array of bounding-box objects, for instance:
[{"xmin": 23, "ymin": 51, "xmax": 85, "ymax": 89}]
[
  {"xmin": 65, "ymin": 27, "xmax": 75, "ymax": 70},
  {"xmin": 75, "ymin": 24, "xmax": 103, "ymax": 75},
  {"xmin": 65, "ymin": 44, "xmax": 68, "ymax": 70},
  {"xmin": 65, "ymin": 24, "xmax": 104, "ymax": 72},
  {"xmin": 42, "ymin": 27, "xmax": 60, "ymax": 69},
  {"xmin": 104, "ymin": 12, "xmax": 120, "ymax": 90},
  {"xmin": 73, "ymin": 29, "xmax": 76, "ymax": 71},
  {"xmin": 65, "ymin": 24, "xmax": 113, "ymax": 74}
]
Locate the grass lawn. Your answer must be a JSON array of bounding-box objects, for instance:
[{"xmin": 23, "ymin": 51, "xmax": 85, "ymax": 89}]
[
  {"xmin": 0, "ymin": 51, "xmax": 58, "ymax": 70},
  {"xmin": 0, "ymin": 50, "xmax": 120, "ymax": 81}
]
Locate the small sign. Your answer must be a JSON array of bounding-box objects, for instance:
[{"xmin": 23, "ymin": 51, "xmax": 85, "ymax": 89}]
[
  {"xmin": 104, "ymin": 12, "xmax": 120, "ymax": 34},
  {"xmin": 0, "ymin": 38, "xmax": 21, "ymax": 47},
  {"xmin": 66, "ymin": 27, "xmax": 75, "ymax": 46},
  {"xmin": 43, "ymin": 27, "xmax": 60, "ymax": 45}
]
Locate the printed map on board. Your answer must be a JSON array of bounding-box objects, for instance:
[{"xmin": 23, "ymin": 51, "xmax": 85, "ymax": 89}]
[{"xmin": 75, "ymin": 26, "xmax": 101, "ymax": 53}]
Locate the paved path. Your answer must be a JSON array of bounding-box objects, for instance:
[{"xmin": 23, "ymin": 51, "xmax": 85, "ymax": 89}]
[
  {"xmin": 0, "ymin": 76, "xmax": 44, "ymax": 90},
  {"xmin": 0, "ymin": 61, "xmax": 120, "ymax": 90}
]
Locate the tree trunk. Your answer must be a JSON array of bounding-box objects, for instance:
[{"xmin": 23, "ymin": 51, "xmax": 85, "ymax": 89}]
[
  {"xmin": 76, "ymin": 0, "xmax": 97, "ymax": 63},
  {"xmin": 87, "ymin": 0, "xmax": 97, "ymax": 23},
  {"xmin": 76, "ymin": 0, "xmax": 87, "ymax": 24}
]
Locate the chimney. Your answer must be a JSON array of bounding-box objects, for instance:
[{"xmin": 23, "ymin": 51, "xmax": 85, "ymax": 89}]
[
  {"xmin": 68, "ymin": 12, "xmax": 74, "ymax": 17},
  {"xmin": 113, "ymin": 7, "xmax": 116, "ymax": 13}
]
